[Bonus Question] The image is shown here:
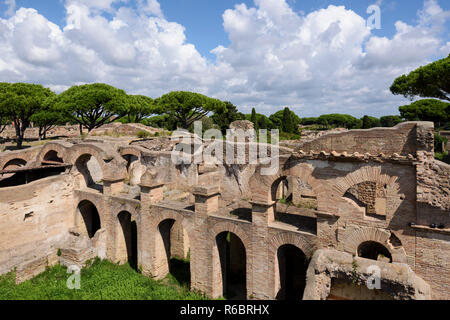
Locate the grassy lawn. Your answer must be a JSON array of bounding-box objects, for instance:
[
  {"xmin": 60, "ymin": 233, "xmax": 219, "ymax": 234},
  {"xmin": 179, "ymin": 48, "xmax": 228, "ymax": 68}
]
[{"xmin": 0, "ymin": 258, "xmax": 208, "ymax": 300}]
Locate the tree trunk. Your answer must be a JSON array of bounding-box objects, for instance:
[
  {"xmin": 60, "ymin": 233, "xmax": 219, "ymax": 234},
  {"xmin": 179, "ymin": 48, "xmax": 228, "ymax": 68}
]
[
  {"xmin": 14, "ymin": 122, "xmax": 23, "ymax": 149},
  {"xmin": 79, "ymin": 123, "xmax": 83, "ymax": 136}
]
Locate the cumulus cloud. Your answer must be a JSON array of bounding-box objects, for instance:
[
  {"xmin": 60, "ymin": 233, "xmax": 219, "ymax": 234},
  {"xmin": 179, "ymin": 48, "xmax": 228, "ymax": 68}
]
[{"xmin": 0, "ymin": 0, "xmax": 448, "ymax": 117}]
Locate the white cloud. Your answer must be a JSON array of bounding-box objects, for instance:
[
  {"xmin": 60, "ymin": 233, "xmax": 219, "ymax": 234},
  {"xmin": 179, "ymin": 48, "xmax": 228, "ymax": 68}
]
[{"xmin": 0, "ymin": 0, "xmax": 448, "ymax": 117}]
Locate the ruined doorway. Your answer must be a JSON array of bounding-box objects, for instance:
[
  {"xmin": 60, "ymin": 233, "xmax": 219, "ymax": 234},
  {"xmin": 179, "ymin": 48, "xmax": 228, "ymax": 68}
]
[
  {"xmin": 215, "ymin": 232, "xmax": 247, "ymax": 300},
  {"xmin": 76, "ymin": 200, "xmax": 101, "ymax": 238},
  {"xmin": 275, "ymin": 244, "xmax": 308, "ymax": 300},
  {"xmin": 117, "ymin": 211, "xmax": 138, "ymax": 269},
  {"xmin": 357, "ymin": 241, "xmax": 392, "ymax": 262}
]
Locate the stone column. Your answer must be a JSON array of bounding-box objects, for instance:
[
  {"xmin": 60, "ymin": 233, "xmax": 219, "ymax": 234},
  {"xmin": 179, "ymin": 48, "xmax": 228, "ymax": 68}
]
[
  {"xmin": 250, "ymin": 200, "xmax": 275, "ymax": 299},
  {"xmin": 191, "ymin": 185, "xmax": 220, "ymax": 297},
  {"xmin": 102, "ymin": 177, "xmax": 125, "ymax": 261}
]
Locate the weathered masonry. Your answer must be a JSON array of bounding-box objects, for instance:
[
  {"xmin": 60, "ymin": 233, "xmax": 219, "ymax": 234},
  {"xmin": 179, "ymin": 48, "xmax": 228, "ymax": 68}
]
[{"xmin": 0, "ymin": 122, "xmax": 448, "ymax": 300}]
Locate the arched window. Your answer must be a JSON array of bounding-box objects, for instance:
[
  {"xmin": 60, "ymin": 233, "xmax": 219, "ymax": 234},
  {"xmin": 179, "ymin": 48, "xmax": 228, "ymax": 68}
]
[{"xmin": 357, "ymin": 241, "xmax": 392, "ymax": 262}]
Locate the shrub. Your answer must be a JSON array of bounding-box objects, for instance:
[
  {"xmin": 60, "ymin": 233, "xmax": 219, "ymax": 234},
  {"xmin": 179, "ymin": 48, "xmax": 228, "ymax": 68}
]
[
  {"xmin": 435, "ymin": 132, "xmax": 448, "ymax": 152},
  {"xmin": 137, "ymin": 130, "xmax": 150, "ymax": 139}
]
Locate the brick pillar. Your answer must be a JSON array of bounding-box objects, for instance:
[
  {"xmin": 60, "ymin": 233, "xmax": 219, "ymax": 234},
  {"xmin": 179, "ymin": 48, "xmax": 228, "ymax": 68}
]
[
  {"xmin": 138, "ymin": 172, "xmax": 165, "ymax": 277},
  {"xmin": 140, "ymin": 183, "xmax": 164, "ymax": 208},
  {"xmin": 191, "ymin": 185, "xmax": 220, "ymax": 297},
  {"xmin": 316, "ymin": 211, "xmax": 340, "ymax": 249},
  {"xmin": 250, "ymin": 200, "xmax": 275, "ymax": 299},
  {"xmin": 103, "ymin": 178, "xmax": 124, "ymax": 196}
]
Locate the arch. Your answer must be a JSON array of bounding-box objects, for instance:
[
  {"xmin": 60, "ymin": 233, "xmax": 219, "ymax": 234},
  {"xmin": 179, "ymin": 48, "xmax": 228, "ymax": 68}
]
[
  {"xmin": 214, "ymin": 231, "xmax": 247, "ymax": 300},
  {"xmin": 0, "ymin": 158, "xmax": 28, "ymax": 185},
  {"xmin": 268, "ymin": 232, "xmax": 316, "ymax": 299},
  {"xmin": 0, "ymin": 158, "xmax": 27, "ymax": 183},
  {"xmin": 271, "ymin": 176, "xmax": 290, "ymax": 202},
  {"xmin": 269, "ymin": 232, "xmax": 316, "ymax": 258},
  {"xmin": 43, "ymin": 150, "xmax": 64, "ymax": 163},
  {"xmin": 148, "ymin": 211, "xmax": 193, "ymax": 285},
  {"xmin": 116, "ymin": 211, "xmax": 138, "ymax": 268},
  {"xmin": 210, "ymin": 222, "xmax": 252, "ymax": 253},
  {"xmin": 275, "ymin": 244, "xmax": 308, "ymax": 300},
  {"xmin": 74, "ymin": 154, "xmax": 104, "ymax": 191},
  {"xmin": 357, "ymin": 241, "xmax": 392, "ymax": 262},
  {"xmin": 76, "ymin": 200, "xmax": 101, "ymax": 238},
  {"xmin": 333, "ymin": 166, "xmax": 400, "ymax": 197},
  {"xmin": 36, "ymin": 143, "xmax": 69, "ymax": 165},
  {"xmin": 342, "ymin": 227, "xmax": 407, "ymax": 263},
  {"xmin": 2, "ymin": 158, "xmax": 27, "ymax": 170},
  {"xmin": 210, "ymin": 222, "xmax": 251, "ymax": 299}
]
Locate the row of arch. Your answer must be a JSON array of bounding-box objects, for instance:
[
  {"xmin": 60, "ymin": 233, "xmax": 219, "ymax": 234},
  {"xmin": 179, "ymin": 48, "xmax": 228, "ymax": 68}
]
[{"xmin": 75, "ymin": 198, "xmax": 396, "ymax": 300}]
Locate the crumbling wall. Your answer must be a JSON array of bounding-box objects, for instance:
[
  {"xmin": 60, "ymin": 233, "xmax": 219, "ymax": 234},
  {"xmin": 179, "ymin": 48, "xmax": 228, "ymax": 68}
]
[
  {"xmin": 416, "ymin": 152, "xmax": 450, "ymax": 212},
  {"xmin": 297, "ymin": 122, "xmax": 434, "ymax": 157},
  {"xmin": 0, "ymin": 174, "xmax": 74, "ymax": 282}
]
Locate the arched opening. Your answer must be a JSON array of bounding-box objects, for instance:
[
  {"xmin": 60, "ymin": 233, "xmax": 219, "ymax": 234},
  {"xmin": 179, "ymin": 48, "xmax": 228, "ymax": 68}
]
[
  {"xmin": 43, "ymin": 150, "xmax": 63, "ymax": 163},
  {"xmin": 0, "ymin": 158, "xmax": 27, "ymax": 186},
  {"xmin": 2, "ymin": 158, "xmax": 27, "ymax": 171},
  {"xmin": 122, "ymin": 154, "xmax": 144, "ymax": 186},
  {"xmin": 357, "ymin": 241, "xmax": 392, "ymax": 262},
  {"xmin": 76, "ymin": 200, "xmax": 101, "ymax": 238},
  {"xmin": 0, "ymin": 157, "xmax": 66, "ymax": 188},
  {"xmin": 117, "ymin": 211, "xmax": 138, "ymax": 269},
  {"xmin": 275, "ymin": 244, "xmax": 308, "ymax": 300},
  {"xmin": 215, "ymin": 232, "xmax": 247, "ymax": 300},
  {"xmin": 271, "ymin": 177, "xmax": 291, "ymax": 203},
  {"xmin": 155, "ymin": 219, "xmax": 191, "ymax": 287},
  {"xmin": 271, "ymin": 176, "xmax": 318, "ymax": 234},
  {"xmin": 75, "ymin": 154, "xmax": 103, "ymax": 192}
]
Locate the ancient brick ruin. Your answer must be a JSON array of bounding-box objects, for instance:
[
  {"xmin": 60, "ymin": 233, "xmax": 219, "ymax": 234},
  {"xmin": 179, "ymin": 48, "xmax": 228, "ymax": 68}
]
[{"xmin": 0, "ymin": 121, "xmax": 449, "ymax": 300}]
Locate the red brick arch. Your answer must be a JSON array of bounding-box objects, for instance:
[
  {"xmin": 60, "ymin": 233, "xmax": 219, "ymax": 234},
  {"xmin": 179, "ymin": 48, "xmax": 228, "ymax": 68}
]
[
  {"xmin": 210, "ymin": 221, "xmax": 252, "ymax": 299},
  {"xmin": 333, "ymin": 165, "xmax": 400, "ymax": 196},
  {"xmin": 342, "ymin": 227, "xmax": 407, "ymax": 263},
  {"xmin": 268, "ymin": 231, "xmax": 317, "ymax": 299}
]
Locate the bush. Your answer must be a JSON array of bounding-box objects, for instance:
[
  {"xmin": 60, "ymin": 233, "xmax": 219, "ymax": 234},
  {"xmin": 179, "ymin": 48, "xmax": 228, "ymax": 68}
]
[
  {"xmin": 136, "ymin": 130, "xmax": 151, "ymax": 139},
  {"xmin": 435, "ymin": 133, "xmax": 448, "ymax": 152}
]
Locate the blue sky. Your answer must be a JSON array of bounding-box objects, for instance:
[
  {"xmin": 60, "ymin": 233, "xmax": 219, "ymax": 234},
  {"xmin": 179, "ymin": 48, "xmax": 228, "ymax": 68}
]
[{"xmin": 0, "ymin": 0, "xmax": 449, "ymax": 117}]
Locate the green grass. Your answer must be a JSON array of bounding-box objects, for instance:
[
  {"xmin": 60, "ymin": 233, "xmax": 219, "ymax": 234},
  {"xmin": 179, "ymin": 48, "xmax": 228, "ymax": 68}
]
[{"xmin": 0, "ymin": 258, "xmax": 208, "ymax": 300}]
